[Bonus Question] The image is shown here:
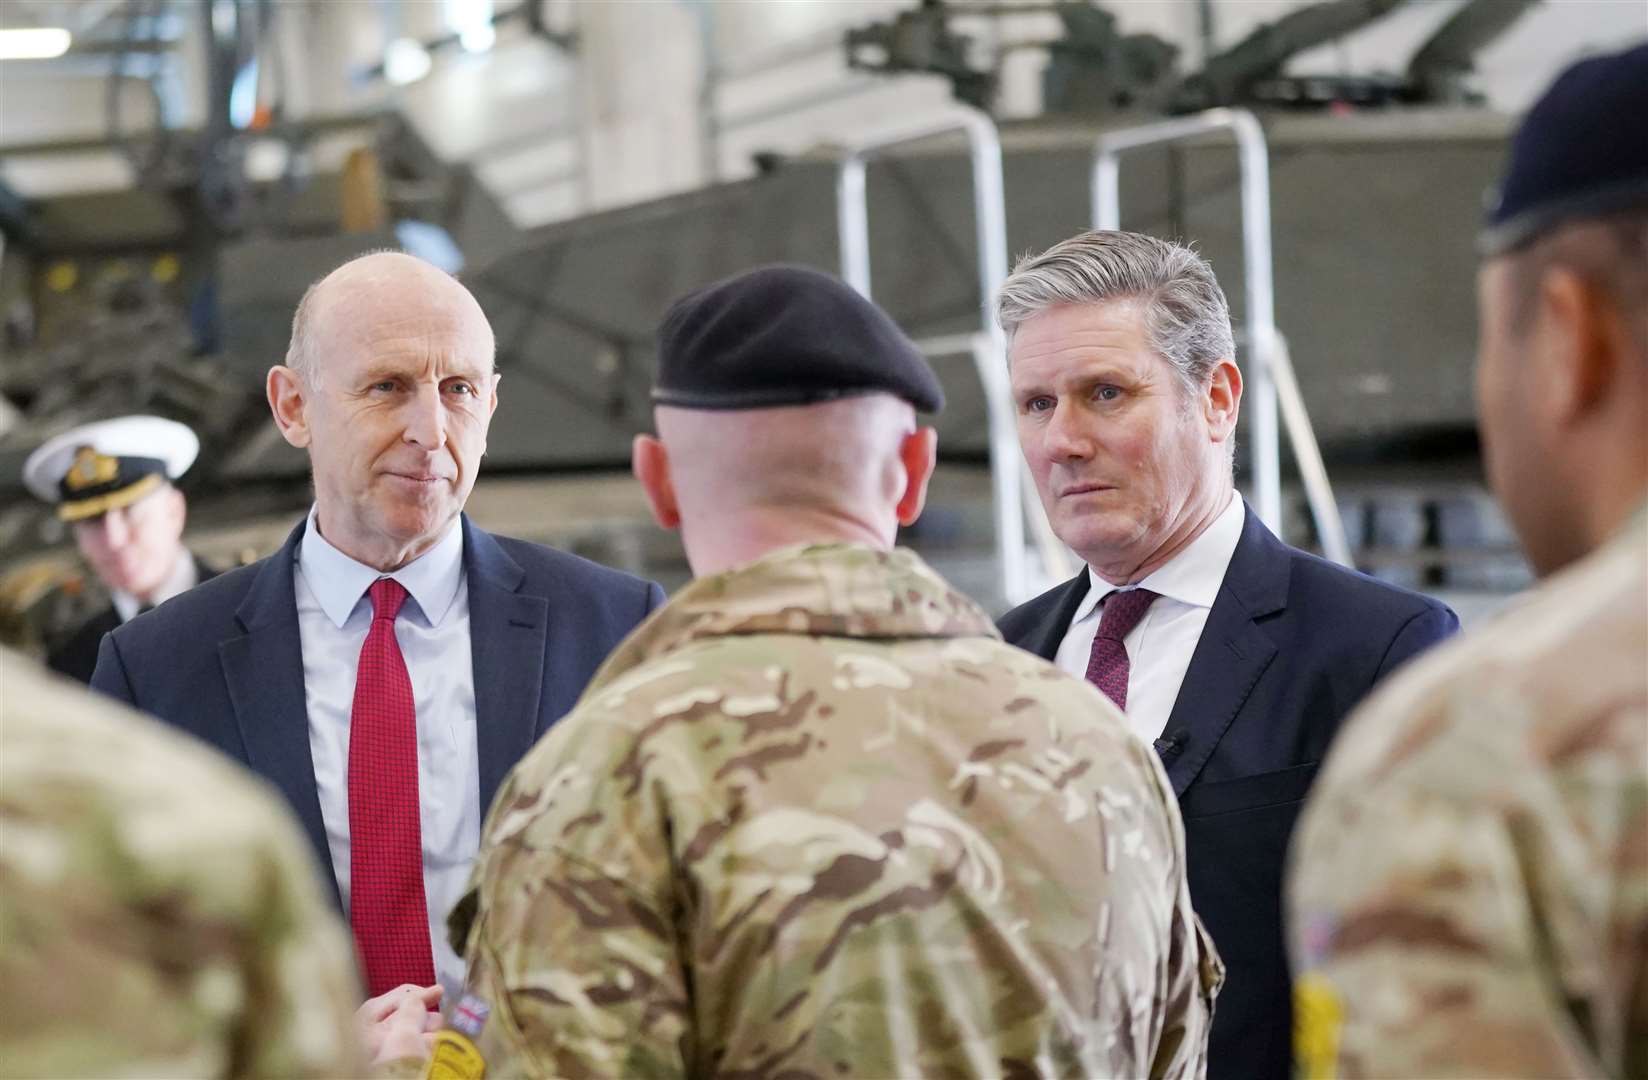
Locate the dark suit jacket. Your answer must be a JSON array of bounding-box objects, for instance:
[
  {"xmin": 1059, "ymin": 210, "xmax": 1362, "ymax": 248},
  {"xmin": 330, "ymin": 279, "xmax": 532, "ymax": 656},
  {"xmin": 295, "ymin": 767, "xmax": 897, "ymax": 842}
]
[
  {"xmin": 47, "ymin": 554, "xmax": 218, "ymax": 684},
  {"xmin": 90, "ymin": 515, "xmax": 666, "ymax": 903},
  {"xmin": 999, "ymin": 503, "xmax": 1458, "ymax": 1080}
]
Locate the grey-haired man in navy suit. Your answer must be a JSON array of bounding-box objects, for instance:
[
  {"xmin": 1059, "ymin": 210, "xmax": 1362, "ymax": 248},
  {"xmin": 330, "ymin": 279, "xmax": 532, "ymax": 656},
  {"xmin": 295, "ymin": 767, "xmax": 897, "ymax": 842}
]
[
  {"xmin": 91, "ymin": 253, "xmax": 665, "ymax": 1022},
  {"xmin": 995, "ymin": 229, "xmax": 1459, "ymax": 1080}
]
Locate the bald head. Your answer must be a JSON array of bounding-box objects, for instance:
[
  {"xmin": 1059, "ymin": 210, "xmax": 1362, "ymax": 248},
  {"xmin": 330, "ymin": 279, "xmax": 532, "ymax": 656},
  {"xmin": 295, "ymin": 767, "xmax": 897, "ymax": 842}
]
[
  {"xmin": 633, "ymin": 394, "xmax": 937, "ymax": 576},
  {"xmin": 285, "ymin": 251, "xmax": 495, "ymax": 387},
  {"xmin": 266, "ymin": 250, "xmax": 501, "ymax": 572}
]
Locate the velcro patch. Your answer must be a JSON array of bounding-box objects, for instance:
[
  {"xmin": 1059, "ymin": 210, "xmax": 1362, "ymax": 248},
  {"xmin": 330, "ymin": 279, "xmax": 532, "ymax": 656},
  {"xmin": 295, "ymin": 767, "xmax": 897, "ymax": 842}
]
[
  {"xmin": 451, "ymin": 993, "xmax": 491, "ymax": 1038},
  {"xmin": 422, "ymin": 1030, "xmax": 486, "ymax": 1080},
  {"xmin": 1293, "ymin": 972, "xmax": 1344, "ymax": 1080}
]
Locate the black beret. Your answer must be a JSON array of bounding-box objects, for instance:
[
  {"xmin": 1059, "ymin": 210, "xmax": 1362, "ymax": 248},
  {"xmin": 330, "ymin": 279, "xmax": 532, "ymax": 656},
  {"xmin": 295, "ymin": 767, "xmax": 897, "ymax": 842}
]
[
  {"xmin": 1481, "ymin": 42, "xmax": 1648, "ymax": 256},
  {"xmin": 652, "ymin": 264, "xmax": 945, "ymax": 413}
]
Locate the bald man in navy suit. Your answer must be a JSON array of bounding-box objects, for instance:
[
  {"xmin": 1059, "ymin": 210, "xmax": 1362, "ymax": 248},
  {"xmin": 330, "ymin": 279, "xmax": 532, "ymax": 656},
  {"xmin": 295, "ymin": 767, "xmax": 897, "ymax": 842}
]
[{"xmin": 93, "ymin": 253, "xmax": 664, "ymax": 1004}]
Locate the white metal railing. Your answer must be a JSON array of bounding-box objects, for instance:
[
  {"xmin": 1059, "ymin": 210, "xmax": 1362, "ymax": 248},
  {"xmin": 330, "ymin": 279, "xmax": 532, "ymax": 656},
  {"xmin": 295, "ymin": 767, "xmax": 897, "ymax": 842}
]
[
  {"xmin": 1092, "ymin": 107, "xmax": 1351, "ymax": 566},
  {"xmin": 837, "ymin": 109, "xmax": 1066, "ymax": 604}
]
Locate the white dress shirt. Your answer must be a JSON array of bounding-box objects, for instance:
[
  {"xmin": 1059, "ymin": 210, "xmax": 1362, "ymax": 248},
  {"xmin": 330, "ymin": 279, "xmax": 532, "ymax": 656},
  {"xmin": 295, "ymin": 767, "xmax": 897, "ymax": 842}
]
[
  {"xmin": 112, "ymin": 548, "xmax": 199, "ymax": 622},
  {"xmin": 1055, "ymin": 493, "xmax": 1246, "ymax": 743},
  {"xmin": 293, "ymin": 507, "xmax": 480, "ymax": 997}
]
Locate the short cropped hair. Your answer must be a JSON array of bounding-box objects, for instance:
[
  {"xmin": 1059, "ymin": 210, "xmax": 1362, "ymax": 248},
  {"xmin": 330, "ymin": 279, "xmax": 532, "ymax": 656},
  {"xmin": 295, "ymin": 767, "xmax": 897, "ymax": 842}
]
[
  {"xmin": 996, "ymin": 230, "xmax": 1236, "ymax": 396},
  {"xmin": 283, "ymin": 276, "xmax": 328, "ymax": 386},
  {"xmin": 1504, "ymin": 207, "xmax": 1648, "ymax": 344}
]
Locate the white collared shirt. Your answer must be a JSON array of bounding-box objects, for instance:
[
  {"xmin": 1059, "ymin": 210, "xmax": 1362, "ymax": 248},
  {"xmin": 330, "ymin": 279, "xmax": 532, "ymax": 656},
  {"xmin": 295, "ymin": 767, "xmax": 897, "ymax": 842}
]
[
  {"xmin": 293, "ymin": 506, "xmax": 480, "ymax": 997},
  {"xmin": 1054, "ymin": 493, "xmax": 1246, "ymax": 743},
  {"xmin": 112, "ymin": 548, "xmax": 198, "ymax": 622}
]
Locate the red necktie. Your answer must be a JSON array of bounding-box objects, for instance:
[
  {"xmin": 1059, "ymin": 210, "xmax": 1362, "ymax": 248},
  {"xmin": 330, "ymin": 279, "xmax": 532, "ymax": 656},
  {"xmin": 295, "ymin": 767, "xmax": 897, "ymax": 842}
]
[
  {"xmin": 348, "ymin": 577, "xmax": 435, "ymax": 996},
  {"xmin": 1085, "ymin": 588, "xmax": 1159, "ymax": 711}
]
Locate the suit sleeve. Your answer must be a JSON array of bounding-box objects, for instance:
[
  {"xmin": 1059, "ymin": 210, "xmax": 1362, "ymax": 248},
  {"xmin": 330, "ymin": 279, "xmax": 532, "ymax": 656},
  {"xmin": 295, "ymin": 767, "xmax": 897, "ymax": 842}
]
[
  {"xmin": 88, "ymin": 632, "xmax": 138, "ymax": 707},
  {"xmin": 643, "ymin": 579, "xmax": 667, "ymax": 616},
  {"xmin": 1374, "ymin": 602, "xmax": 1459, "ymax": 682}
]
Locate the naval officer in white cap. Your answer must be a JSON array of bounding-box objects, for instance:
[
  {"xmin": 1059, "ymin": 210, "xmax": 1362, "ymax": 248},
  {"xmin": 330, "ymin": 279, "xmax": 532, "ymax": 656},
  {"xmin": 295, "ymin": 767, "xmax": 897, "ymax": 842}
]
[{"xmin": 22, "ymin": 415, "xmax": 217, "ymax": 682}]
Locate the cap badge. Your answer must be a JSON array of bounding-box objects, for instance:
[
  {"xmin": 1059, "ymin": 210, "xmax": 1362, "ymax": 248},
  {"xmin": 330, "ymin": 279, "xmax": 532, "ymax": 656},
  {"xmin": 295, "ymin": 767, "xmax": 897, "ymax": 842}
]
[{"xmin": 64, "ymin": 446, "xmax": 119, "ymax": 492}]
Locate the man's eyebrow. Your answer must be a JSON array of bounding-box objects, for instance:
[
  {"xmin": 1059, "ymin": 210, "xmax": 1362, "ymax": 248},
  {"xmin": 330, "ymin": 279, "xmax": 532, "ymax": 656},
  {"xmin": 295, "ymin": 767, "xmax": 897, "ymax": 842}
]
[{"xmin": 357, "ymin": 364, "xmax": 411, "ymax": 383}]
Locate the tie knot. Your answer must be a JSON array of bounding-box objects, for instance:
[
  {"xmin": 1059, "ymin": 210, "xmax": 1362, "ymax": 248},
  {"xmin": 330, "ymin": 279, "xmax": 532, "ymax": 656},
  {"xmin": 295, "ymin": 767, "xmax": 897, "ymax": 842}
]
[
  {"xmin": 367, "ymin": 577, "xmax": 408, "ymax": 622},
  {"xmin": 1096, "ymin": 588, "xmax": 1157, "ymax": 642}
]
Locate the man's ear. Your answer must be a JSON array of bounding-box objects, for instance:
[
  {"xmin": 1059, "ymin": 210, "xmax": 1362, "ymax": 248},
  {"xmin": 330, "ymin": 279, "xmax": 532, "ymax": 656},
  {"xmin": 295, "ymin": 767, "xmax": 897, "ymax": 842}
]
[
  {"xmin": 895, "ymin": 426, "xmax": 938, "ymax": 527},
  {"xmin": 632, "ymin": 433, "xmax": 681, "ymax": 530},
  {"xmin": 1536, "ymin": 266, "xmax": 1614, "ymax": 427},
  {"xmin": 1204, "ymin": 357, "xmax": 1242, "ymax": 445},
  {"xmin": 267, "ymin": 366, "xmax": 312, "ymax": 448}
]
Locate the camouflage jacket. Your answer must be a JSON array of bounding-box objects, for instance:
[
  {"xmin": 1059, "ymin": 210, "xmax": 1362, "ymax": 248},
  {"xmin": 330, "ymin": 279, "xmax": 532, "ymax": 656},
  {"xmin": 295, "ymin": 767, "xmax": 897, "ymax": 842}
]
[
  {"xmin": 448, "ymin": 543, "xmax": 1220, "ymax": 1079},
  {"xmin": 0, "ymin": 650, "xmax": 365, "ymax": 1078},
  {"xmin": 1288, "ymin": 512, "xmax": 1648, "ymax": 1078}
]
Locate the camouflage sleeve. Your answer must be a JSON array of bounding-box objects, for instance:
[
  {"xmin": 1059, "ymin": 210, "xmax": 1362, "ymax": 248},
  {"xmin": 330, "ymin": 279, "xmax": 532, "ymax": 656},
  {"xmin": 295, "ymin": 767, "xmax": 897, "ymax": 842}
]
[
  {"xmin": 446, "ymin": 725, "xmax": 691, "ymax": 1079},
  {"xmin": 237, "ymin": 823, "xmax": 369, "ymax": 1078},
  {"xmin": 1289, "ymin": 770, "xmax": 1616, "ymax": 1077},
  {"xmin": 1145, "ymin": 749, "xmax": 1222, "ymax": 1080},
  {"xmin": 0, "ymin": 762, "xmax": 365, "ymax": 1078}
]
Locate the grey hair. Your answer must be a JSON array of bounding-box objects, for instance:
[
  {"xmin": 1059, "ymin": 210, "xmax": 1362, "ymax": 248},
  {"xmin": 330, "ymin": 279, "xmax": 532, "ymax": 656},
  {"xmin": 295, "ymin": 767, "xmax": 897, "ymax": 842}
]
[
  {"xmin": 996, "ymin": 229, "xmax": 1236, "ymax": 395},
  {"xmin": 283, "ymin": 274, "xmax": 329, "ymax": 386}
]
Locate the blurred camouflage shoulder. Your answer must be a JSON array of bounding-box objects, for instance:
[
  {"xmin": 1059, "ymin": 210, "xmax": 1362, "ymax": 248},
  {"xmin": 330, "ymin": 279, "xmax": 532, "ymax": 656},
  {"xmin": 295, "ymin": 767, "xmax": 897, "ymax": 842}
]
[
  {"xmin": 0, "ymin": 649, "xmax": 365, "ymax": 1079},
  {"xmin": 1290, "ymin": 516, "xmax": 1648, "ymax": 1078}
]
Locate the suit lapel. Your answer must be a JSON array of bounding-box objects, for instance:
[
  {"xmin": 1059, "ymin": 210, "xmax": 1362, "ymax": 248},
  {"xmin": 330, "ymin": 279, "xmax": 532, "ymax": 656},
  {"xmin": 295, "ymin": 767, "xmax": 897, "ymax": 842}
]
[
  {"xmin": 1023, "ymin": 573, "xmax": 1091, "ymax": 661},
  {"xmin": 463, "ymin": 518, "xmax": 548, "ymax": 818},
  {"xmin": 1160, "ymin": 503, "xmax": 1289, "ymax": 795},
  {"xmin": 218, "ymin": 520, "xmax": 337, "ymax": 900}
]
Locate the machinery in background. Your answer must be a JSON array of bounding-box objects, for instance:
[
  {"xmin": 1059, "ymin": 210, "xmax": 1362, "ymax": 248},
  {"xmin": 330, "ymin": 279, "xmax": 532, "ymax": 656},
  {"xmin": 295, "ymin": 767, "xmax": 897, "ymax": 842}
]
[
  {"xmin": 845, "ymin": 0, "xmax": 1541, "ymax": 116},
  {"xmin": 0, "ymin": 0, "xmax": 1546, "ymax": 631}
]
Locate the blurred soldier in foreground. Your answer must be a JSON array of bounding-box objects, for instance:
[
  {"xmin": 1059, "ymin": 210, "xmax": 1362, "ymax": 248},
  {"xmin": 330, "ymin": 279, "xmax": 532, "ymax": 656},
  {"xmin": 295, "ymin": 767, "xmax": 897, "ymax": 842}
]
[
  {"xmin": 1289, "ymin": 43, "xmax": 1648, "ymax": 1079},
  {"xmin": 20, "ymin": 415, "xmax": 216, "ymax": 682},
  {"xmin": 0, "ymin": 648, "xmax": 382, "ymax": 1077},
  {"xmin": 437, "ymin": 265, "xmax": 1220, "ymax": 1078}
]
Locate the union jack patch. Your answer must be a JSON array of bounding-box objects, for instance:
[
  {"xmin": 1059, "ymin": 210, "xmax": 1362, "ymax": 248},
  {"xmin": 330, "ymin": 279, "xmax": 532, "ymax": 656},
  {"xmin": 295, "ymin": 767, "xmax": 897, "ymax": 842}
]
[{"xmin": 451, "ymin": 993, "xmax": 491, "ymax": 1038}]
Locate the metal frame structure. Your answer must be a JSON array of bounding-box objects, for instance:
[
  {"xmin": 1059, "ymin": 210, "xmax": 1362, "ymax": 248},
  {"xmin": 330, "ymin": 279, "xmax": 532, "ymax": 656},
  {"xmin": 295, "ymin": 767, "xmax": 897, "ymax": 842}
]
[
  {"xmin": 1092, "ymin": 106, "xmax": 1352, "ymax": 566},
  {"xmin": 836, "ymin": 109, "xmax": 1056, "ymax": 604}
]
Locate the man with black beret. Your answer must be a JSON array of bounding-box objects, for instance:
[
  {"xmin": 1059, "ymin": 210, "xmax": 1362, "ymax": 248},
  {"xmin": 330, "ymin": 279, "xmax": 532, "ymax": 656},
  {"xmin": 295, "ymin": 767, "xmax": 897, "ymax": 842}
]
[
  {"xmin": 1289, "ymin": 42, "xmax": 1648, "ymax": 1077},
  {"xmin": 21, "ymin": 415, "xmax": 217, "ymax": 682},
  {"xmin": 433, "ymin": 264, "xmax": 1222, "ymax": 1078}
]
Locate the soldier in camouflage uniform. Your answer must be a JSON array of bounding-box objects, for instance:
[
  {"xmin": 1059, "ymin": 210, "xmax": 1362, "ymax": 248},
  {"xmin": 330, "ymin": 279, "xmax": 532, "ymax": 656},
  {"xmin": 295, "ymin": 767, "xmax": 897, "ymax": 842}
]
[
  {"xmin": 441, "ymin": 265, "xmax": 1221, "ymax": 1079},
  {"xmin": 1288, "ymin": 44, "xmax": 1648, "ymax": 1079},
  {"xmin": 0, "ymin": 648, "xmax": 371, "ymax": 1078}
]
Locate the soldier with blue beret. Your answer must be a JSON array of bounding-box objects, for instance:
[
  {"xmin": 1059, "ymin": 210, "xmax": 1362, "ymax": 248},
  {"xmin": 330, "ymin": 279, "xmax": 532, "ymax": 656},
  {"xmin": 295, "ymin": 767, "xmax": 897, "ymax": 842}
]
[{"xmin": 1290, "ymin": 42, "xmax": 1648, "ymax": 1079}]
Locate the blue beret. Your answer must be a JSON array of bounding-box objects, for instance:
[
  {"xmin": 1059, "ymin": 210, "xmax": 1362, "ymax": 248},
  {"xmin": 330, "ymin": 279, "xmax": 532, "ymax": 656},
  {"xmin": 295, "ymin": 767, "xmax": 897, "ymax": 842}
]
[
  {"xmin": 1481, "ymin": 42, "xmax": 1648, "ymax": 256},
  {"xmin": 652, "ymin": 264, "xmax": 945, "ymax": 413}
]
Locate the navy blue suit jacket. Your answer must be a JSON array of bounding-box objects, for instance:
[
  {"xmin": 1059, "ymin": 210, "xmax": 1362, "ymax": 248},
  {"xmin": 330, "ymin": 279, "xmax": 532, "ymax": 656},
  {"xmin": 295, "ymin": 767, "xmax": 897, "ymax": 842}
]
[
  {"xmin": 90, "ymin": 515, "xmax": 666, "ymax": 903},
  {"xmin": 998, "ymin": 503, "xmax": 1458, "ymax": 1080}
]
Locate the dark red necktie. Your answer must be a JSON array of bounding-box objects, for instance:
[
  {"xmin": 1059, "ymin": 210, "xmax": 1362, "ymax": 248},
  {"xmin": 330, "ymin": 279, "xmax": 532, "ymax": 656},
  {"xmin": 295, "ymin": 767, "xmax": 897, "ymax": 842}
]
[
  {"xmin": 1084, "ymin": 588, "xmax": 1159, "ymax": 710},
  {"xmin": 348, "ymin": 577, "xmax": 435, "ymax": 996}
]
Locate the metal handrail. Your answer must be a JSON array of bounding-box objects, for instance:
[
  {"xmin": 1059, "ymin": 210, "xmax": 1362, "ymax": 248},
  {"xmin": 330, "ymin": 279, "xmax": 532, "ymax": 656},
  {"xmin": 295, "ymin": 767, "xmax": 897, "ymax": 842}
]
[
  {"xmin": 838, "ymin": 110, "xmax": 1047, "ymax": 603},
  {"xmin": 1094, "ymin": 108, "xmax": 1279, "ymax": 532},
  {"xmin": 1092, "ymin": 107, "xmax": 1352, "ymax": 566},
  {"xmin": 1270, "ymin": 331, "xmax": 1353, "ymax": 567}
]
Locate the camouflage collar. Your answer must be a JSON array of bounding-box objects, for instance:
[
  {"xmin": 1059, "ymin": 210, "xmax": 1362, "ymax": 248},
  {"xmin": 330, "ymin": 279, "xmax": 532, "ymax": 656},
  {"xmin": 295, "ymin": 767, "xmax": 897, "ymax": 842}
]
[{"xmin": 587, "ymin": 543, "xmax": 1001, "ymax": 691}]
